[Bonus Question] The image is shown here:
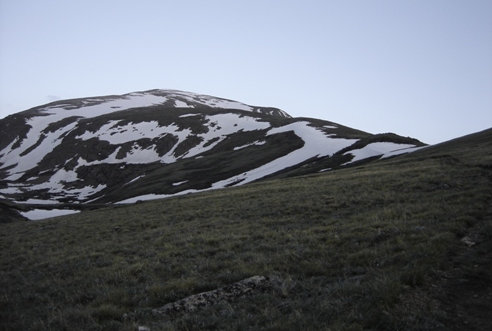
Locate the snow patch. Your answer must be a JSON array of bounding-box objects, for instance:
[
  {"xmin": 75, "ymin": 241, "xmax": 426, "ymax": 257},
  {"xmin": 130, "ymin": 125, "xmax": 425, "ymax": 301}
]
[
  {"xmin": 211, "ymin": 122, "xmax": 358, "ymax": 187},
  {"xmin": 0, "ymin": 186, "xmax": 23, "ymax": 194},
  {"xmin": 24, "ymin": 167, "xmax": 106, "ymax": 200},
  {"xmin": 115, "ymin": 189, "xmax": 200, "ymax": 204},
  {"xmin": 76, "ymin": 120, "xmax": 171, "ymax": 144},
  {"xmin": 76, "ymin": 122, "xmax": 193, "ymax": 164},
  {"xmin": 344, "ymin": 142, "xmax": 418, "ymax": 164},
  {"xmin": 1, "ymin": 122, "xmax": 78, "ymax": 176},
  {"xmin": 126, "ymin": 175, "xmax": 145, "ymax": 185},
  {"xmin": 174, "ymin": 100, "xmax": 194, "ymax": 108},
  {"xmin": 20, "ymin": 208, "xmax": 80, "ymax": 221},
  {"xmin": 233, "ymin": 141, "xmax": 266, "ymax": 151},
  {"xmin": 26, "ymin": 168, "xmax": 79, "ymax": 192},
  {"xmin": 157, "ymin": 90, "xmax": 258, "ymax": 112},
  {"xmin": 205, "ymin": 99, "xmax": 253, "ymax": 111},
  {"xmin": 180, "ymin": 113, "xmax": 270, "ymax": 158},
  {"xmin": 381, "ymin": 145, "xmax": 428, "ymax": 158},
  {"xmin": 16, "ymin": 198, "xmax": 61, "ymax": 204},
  {"xmin": 63, "ymin": 184, "xmax": 107, "ymax": 200}
]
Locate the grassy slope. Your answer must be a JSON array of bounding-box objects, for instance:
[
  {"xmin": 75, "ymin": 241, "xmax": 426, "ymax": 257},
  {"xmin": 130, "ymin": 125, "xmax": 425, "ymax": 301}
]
[{"xmin": 1, "ymin": 129, "xmax": 491, "ymax": 330}]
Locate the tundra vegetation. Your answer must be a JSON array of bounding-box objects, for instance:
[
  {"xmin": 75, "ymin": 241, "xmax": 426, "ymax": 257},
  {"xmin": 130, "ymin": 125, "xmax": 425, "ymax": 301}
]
[{"xmin": 1, "ymin": 129, "xmax": 491, "ymax": 330}]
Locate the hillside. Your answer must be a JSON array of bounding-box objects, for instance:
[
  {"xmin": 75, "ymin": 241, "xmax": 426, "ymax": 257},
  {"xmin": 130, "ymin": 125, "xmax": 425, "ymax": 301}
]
[
  {"xmin": 1, "ymin": 128, "xmax": 490, "ymax": 330},
  {"xmin": 0, "ymin": 90, "xmax": 424, "ymax": 219}
]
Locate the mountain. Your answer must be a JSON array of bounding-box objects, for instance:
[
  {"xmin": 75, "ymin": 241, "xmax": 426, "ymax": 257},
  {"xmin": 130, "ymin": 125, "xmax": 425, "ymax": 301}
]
[{"xmin": 0, "ymin": 89, "xmax": 424, "ymax": 219}]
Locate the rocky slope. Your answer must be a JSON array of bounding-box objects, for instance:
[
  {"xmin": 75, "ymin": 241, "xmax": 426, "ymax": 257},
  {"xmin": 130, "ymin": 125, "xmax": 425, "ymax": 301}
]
[{"xmin": 0, "ymin": 89, "xmax": 424, "ymax": 219}]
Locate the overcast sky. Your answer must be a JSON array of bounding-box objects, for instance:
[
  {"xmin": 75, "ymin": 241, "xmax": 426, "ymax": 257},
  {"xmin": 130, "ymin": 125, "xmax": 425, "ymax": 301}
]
[{"xmin": 1, "ymin": 0, "xmax": 491, "ymax": 144}]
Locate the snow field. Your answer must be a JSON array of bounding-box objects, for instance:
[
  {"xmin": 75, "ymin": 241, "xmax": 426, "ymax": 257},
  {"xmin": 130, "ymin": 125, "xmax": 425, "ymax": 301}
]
[
  {"xmin": 116, "ymin": 189, "xmax": 200, "ymax": 204},
  {"xmin": 343, "ymin": 142, "xmax": 421, "ymax": 164},
  {"xmin": 174, "ymin": 100, "xmax": 194, "ymax": 108},
  {"xmin": 76, "ymin": 120, "xmax": 172, "ymax": 144},
  {"xmin": 16, "ymin": 199, "xmax": 61, "ymax": 205},
  {"xmin": 7, "ymin": 113, "xmax": 271, "ymax": 201},
  {"xmin": 115, "ymin": 122, "xmax": 358, "ymax": 204},
  {"xmin": 381, "ymin": 145, "xmax": 428, "ymax": 158},
  {"xmin": 211, "ymin": 122, "xmax": 358, "ymax": 187},
  {"xmin": 20, "ymin": 208, "xmax": 81, "ymax": 221},
  {"xmin": 0, "ymin": 93, "xmax": 170, "ymax": 177},
  {"xmin": 0, "ymin": 90, "xmax": 285, "ymax": 180},
  {"xmin": 181, "ymin": 113, "xmax": 270, "ymax": 158},
  {"xmin": 75, "ymin": 113, "xmax": 270, "ymax": 163}
]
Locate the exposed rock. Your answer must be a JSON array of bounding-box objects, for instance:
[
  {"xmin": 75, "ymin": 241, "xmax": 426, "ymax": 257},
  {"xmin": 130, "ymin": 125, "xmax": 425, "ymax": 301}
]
[
  {"xmin": 461, "ymin": 236, "xmax": 476, "ymax": 247},
  {"xmin": 152, "ymin": 275, "xmax": 270, "ymax": 315}
]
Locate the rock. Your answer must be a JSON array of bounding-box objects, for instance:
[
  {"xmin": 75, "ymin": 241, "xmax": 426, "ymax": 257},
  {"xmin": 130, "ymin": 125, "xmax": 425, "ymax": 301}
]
[
  {"xmin": 152, "ymin": 275, "xmax": 270, "ymax": 315},
  {"xmin": 461, "ymin": 236, "xmax": 476, "ymax": 247}
]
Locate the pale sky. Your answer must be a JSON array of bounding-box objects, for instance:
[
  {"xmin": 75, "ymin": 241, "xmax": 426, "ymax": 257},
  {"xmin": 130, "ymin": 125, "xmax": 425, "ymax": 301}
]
[{"xmin": 1, "ymin": 0, "xmax": 491, "ymax": 144}]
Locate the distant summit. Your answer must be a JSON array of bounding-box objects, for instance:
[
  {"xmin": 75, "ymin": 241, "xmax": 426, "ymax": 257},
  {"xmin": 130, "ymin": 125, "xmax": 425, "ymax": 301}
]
[{"xmin": 0, "ymin": 89, "xmax": 424, "ymax": 219}]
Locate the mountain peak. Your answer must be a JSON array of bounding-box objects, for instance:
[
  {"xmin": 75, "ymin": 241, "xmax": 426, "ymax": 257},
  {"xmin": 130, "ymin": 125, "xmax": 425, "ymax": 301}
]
[
  {"xmin": 0, "ymin": 90, "xmax": 424, "ymax": 218},
  {"xmin": 24, "ymin": 89, "xmax": 291, "ymax": 119}
]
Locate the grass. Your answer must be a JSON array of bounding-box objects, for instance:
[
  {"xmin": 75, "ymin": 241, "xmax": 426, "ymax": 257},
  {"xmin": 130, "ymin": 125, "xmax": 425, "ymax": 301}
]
[{"xmin": 1, "ymin": 129, "xmax": 491, "ymax": 330}]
